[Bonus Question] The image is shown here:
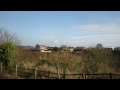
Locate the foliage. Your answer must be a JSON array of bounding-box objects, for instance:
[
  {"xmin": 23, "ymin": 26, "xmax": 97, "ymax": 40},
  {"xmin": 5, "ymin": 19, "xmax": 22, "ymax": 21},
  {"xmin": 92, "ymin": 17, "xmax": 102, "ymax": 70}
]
[
  {"xmin": 11, "ymin": 46, "xmax": 120, "ymax": 76},
  {"xmin": 0, "ymin": 41, "xmax": 17, "ymax": 69},
  {"xmin": 38, "ymin": 56, "xmax": 52, "ymax": 66},
  {"xmin": 53, "ymin": 46, "xmax": 59, "ymax": 51},
  {"xmin": 16, "ymin": 48, "xmax": 120, "ymax": 74},
  {"xmin": 81, "ymin": 48, "xmax": 117, "ymax": 73}
]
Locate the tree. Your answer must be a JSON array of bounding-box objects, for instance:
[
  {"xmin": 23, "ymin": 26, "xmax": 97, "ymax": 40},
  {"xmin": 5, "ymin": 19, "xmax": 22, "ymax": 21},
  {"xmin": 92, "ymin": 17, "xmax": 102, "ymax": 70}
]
[
  {"xmin": 60, "ymin": 45, "xmax": 67, "ymax": 48},
  {"xmin": 53, "ymin": 46, "xmax": 59, "ymax": 51},
  {"xmin": 0, "ymin": 41, "xmax": 17, "ymax": 69},
  {"xmin": 0, "ymin": 28, "xmax": 21, "ymax": 45},
  {"xmin": 0, "ymin": 28, "xmax": 21, "ymax": 69},
  {"xmin": 96, "ymin": 43, "xmax": 103, "ymax": 49},
  {"xmin": 35, "ymin": 44, "xmax": 40, "ymax": 50},
  {"xmin": 60, "ymin": 45, "xmax": 68, "ymax": 51}
]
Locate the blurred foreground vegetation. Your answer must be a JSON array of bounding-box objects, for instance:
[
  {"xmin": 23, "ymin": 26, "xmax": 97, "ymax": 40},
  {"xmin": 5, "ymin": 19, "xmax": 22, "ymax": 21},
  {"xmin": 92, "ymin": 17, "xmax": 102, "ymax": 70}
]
[{"xmin": 14, "ymin": 48, "xmax": 120, "ymax": 75}]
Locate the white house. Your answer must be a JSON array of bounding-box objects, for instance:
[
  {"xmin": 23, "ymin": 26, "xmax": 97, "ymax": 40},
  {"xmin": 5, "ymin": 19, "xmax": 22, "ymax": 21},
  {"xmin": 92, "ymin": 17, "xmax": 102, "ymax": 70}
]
[
  {"xmin": 35, "ymin": 44, "xmax": 51, "ymax": 52},
  {"xmin": 103, "ymin": 46, "xmax": 116, "ymax": 51},
  {"xmin": 41, "ymin": 49, "xmax": 51, "ymax": 53},
  {"xmin": 69, "ymin": 47, "xmax": 74, "ymax": 52}
]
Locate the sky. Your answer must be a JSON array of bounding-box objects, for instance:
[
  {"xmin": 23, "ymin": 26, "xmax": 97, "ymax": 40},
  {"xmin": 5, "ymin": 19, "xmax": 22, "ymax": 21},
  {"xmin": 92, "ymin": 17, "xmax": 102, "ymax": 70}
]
[{"xmin": 0, "ymin": 11, "xmax": 120, "ymax": 47}]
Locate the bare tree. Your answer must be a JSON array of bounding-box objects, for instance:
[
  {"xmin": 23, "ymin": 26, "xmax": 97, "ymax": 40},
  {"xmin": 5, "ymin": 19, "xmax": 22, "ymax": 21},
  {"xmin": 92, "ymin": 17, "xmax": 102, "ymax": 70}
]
[
  {"xmin": 96, "ymin": 43, "xmax": 103, "ymax": 49},
  {"xmin": 35, "ymin": 44, "xmax": 40, "ymax": 50},
  {"xmin": 0, "ymin": 28, "xmax": 21, "ymax": 45},
  {"xmin": 59, "ymin": 45, "xmax": 68, "ymax": 51},
  {"xmin": 60, "ymin": 45, "xmax": 67, "ymax": 48}
]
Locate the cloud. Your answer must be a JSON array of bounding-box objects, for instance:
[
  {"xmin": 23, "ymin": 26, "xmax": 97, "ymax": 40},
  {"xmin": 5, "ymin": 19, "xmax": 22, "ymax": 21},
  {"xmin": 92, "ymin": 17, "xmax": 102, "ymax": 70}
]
[
  {"xmin": 68, "ymin": 23, "xmax": 120, "ymax": 47},
  {"xmin": 54, "ymin": 40, "xmax": 59, "ymax": 43},
  {"xmin": 77, "ymin": 23, "xmax": 120, "ymax": 33},
  {"xmin": 71, "ymin": 34, "xmax": 119, "ymax": 40},
  {"xmin": 69, "ymin": 34, "xmax": 120, "ymax": 47},
  {"xmin": 26, "ymin": 22, "xmax": 120, "ymax": 47}
]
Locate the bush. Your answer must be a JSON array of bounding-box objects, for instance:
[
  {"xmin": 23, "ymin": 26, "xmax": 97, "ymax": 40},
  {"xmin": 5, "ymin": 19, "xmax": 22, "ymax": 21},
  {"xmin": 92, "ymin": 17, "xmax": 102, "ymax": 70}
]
[{"xmin": 0, "ymin": 41, "xmax": 17, "ymax": 69}]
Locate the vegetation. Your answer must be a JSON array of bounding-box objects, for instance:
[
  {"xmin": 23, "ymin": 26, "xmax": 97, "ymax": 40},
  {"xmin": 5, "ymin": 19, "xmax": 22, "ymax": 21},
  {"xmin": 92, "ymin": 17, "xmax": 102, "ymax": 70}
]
[
  {"xmin": 0, "ymin": 28, "xmax": 20, "ymax": 71},
  {"xmin": 0, "ymin": 41, "xmax": 17, "ymax": 69},
  {"xmin": 1, "ymin": 44, "xmax": 120, "ymax": 78},
  {"xmin": 0, "ymin": 28, "xmax": 21, "ymax": 45},
  {"xmin": 0, "ymin": 28, "xmax": 120, "ymax": 79},
  {"xmin": 15, "ymin": 48, "xmax": 120, "ymax": 75}
]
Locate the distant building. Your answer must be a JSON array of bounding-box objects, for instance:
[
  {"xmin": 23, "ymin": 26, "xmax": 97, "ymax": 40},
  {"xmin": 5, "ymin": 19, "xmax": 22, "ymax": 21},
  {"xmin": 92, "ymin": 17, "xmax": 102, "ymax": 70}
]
[
  {"xmin": 35, "ymin": 44, "xmax": 51, "ymax": 52},
  {"xmin": 68, "ymin": 47, "xmax": 74, "ymax": 52},
  {"xmin": 102, "ymin": 46, "xmax": 115, "ymax": 51},
  {"xmin": 59, "ymin": 45, "xmax": 68, "ymax": 51},
  {"xmin": 35, "ymin": 44, "xmax": 47, "ymax": 50},
  {"xmin": 69, "ymin": 47, "xmax": 74, "ymax": 52},
  {"xmin": 73, "ymin": 46, "xmax": 87, "ymax": 51},
  {"xmin": 41, "ymin": 49, "xmax": 51, "ymax": 52},
  {"xmin": 114, "ymin": 47, "xmax": 120, "ymax": 51}
]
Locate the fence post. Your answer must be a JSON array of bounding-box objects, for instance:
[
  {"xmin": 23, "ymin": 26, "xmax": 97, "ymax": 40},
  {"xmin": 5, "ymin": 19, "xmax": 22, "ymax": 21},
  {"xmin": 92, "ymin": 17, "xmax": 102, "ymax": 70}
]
[
  {"xmin": 83, "ymin": 73, "xmax": 86, "ymax": 79},
  {"xmin": 63, "ymin": 68, "xmax": 66, "ymax": 79},
  {"xmin": 15, "ymin": 64, "xmax": 17, "ymax": 77},
  {"xmin": 108, "ymin": 73, "xmax": 112, "ymax": 79},
  {"xmin": 62, "ymin": 72, "xmax": 65, "ymax": 79},
  {"xmin": 86, "ymin": 74, "xmax": 87, "ymax": 79},
  {"xmin": 34, "ymin": 67, "xmax": 37, "ymax": 79},
  {"xmin": 56, "ymin": 66, "xmax": 60, "ymax": 79},
  {"xmin": 56, "ymin": 61, "xmax": 60, "ymax": 79},
  {"xmin": 63, "ymin": 73, "xmax": 65, "ymax": 79},
  {"xmin": 48, "ymin": 71, "xmax": 51, "ymax": 79},
  {"xmin": 0, "ymin": 62, "xmax": 2, "ymax": 73},
  {"xmin": 79, "ymin": 74, "xmax": 82, "ymax": 79}
]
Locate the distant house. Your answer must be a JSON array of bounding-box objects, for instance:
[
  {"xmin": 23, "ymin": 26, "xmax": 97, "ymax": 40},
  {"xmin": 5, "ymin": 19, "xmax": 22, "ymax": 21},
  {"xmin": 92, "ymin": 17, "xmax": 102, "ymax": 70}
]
[
  {"xmin": 114, "ymin": 47, "xmax": 120, "ymax": 51},
  {"xmin": 73, "ymin": 46, "xmax": 87, "ymax": 51},
  {"xmin": 47, "ymin": 47, "xmax": 58, "ymax": 51},
  {"xmin": 102, "ymin": 46, "xmax": 115, "ymax": 51},
  {"xmin": 59, "ymin": 45, "xmax": 68, "ymax": 51},
  {"xmin": 41, "ymin": 49, "xmax": 51, "ymax": 53},
  {"xmin": 35, "ymin": 44, "xmax": 51, "ymax": 52},
  {"xmin": 35, "ymin": 44, "xmax": 46, "ymax": 50},
  {"xmin": 68, "ymin": 47, "xmax": 74, "ymax": 52}
]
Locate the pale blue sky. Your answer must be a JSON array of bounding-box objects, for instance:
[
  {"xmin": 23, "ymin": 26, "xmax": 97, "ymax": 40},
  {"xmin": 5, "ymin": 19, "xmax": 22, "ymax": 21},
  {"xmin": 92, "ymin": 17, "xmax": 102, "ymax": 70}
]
[{"xmin": 0, "ymin": 11, "xmax": 120, "ymax": 47}]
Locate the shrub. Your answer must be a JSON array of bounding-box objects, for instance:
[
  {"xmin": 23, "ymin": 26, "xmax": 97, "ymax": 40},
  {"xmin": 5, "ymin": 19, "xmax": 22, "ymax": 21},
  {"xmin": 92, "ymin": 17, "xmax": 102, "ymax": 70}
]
[{"xmin": 0, "ymin": 41, "xmax": 17, "ymax": 69}]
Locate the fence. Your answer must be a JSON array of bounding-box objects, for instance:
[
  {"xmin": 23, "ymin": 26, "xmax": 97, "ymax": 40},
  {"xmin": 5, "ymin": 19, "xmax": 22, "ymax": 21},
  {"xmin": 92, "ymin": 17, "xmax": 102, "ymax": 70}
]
[{"xmin": 0, "ymin": 62, "xmax": 120, "ymax": 79}]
